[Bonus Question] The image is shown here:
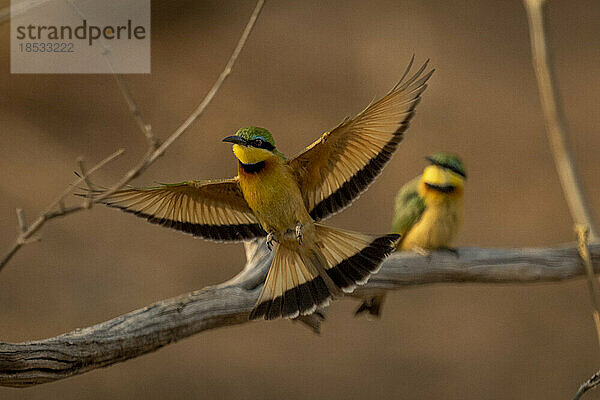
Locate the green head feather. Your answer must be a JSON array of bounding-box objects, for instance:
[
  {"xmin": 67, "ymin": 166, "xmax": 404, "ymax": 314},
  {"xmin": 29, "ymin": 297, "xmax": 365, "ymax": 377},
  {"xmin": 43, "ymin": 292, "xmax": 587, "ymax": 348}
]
[
  {"xmin": 426, "ymin": 152, "xmax": 466, "ymax": 178},
  {"xmin": 235, "ymin": 126, "xmax": 276, "ymax": 148}
]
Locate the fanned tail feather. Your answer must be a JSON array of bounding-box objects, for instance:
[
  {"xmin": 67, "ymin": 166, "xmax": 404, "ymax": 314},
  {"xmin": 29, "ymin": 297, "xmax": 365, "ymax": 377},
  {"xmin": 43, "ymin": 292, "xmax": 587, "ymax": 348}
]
[
  {"xmin": 315, "ymin": 225, "xmax": 399, "ymax": 293},
  {"xmin": 249, "ymin": 224, "xmax": 399, "ymax": 320},
  {"xmin": 250, "ymin": 244, "xmax": 331, "ymax": 320}
]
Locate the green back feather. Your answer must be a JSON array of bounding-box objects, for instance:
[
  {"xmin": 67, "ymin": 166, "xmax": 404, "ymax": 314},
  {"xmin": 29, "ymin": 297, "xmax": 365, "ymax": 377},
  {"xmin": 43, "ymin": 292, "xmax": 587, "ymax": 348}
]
[{"xmin": 392, "ymin": 176, "xmax": 426, "ymax": 235}]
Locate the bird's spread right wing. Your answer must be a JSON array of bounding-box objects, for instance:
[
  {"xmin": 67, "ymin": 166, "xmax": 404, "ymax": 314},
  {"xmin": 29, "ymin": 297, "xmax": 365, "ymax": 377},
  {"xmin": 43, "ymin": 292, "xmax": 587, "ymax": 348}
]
[
  {"xmin": 97, "ymin": 178, "xmax": 266, "ymax": 242},
  {"xmin": 392, "ymin": 176, "xmax": 426, "ymax": 236},
  {"xmin": 287, "ymin": 57, "xmax": 433, "ymax": 221}
]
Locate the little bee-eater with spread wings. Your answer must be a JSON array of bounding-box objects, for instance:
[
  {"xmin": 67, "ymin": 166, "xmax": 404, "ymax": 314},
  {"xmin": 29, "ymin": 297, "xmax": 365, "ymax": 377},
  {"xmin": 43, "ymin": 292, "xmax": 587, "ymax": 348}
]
[
  {"xmin": 355, "ymin": 152, "xmax": 466, "ymax": 317},
  {"xmin": 98, "ymin": 59, "xmax": 433, "ymax": 320}
]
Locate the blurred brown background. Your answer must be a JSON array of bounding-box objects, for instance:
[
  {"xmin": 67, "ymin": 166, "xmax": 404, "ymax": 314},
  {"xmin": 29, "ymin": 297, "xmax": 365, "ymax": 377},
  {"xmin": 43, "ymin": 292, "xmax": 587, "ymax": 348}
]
[{"xmin": 1, "ymin": 0, "xmax": 599, "ymax": 398}]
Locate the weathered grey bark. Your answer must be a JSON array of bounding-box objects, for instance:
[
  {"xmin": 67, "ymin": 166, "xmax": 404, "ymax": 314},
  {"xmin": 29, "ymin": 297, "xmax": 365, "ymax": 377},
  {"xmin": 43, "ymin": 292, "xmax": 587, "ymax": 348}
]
[{"xmin": 1, "ymin": 241, "xmax": 598, "ymax": 388}]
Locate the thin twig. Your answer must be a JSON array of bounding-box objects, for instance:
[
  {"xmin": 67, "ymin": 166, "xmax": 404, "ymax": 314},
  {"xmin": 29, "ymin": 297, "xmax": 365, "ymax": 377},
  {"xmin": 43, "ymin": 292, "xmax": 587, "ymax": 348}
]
[
  {"xmin": 65, "ymin": 0, "xmax": 157, "ymax": 148},
  {"xmin": 112, "ymin": 74, "xmax": 156, "ymax": 147},
  {"xmin": 0, "ymin": 0, "xmax": 265, "ymax": 273},
  {"xmin": 40, "ymin": 148, "xmax": 124, "ymax": 216},
  {"xmin": 80, "ymin": 0, "xmax": 266, "ymax": 202},
  {"xmin": 573, "ymin": 370, "xmax": 600, "ymax": 400},
  {"xmin": 144, "ymin": 0, "xmax": 265, "ymax": 166},
  {"xmin": 576, "ymin": 225, "xmax": 600, "ymax": 348},
  {"xmin": 76, "ymin": 157, "xmax": 91, "ymax": 189},
  {"xmin": 523, "ymin": 0, "xmax": 598, "ymax": 239},
  {"xmin": 0, "ymin": 242, "xmax": 598, "ymax": 388},
  {"xmin": 524, "ymin": 6, "xmax": 600, "ymax": 395},
  {"xmin": 77, "ymin": 156, "xmax": 94, "ymax": 209},
  {"xmin": 0, "ymin": 149, "xmax": 124, "ymax": 272},
  {"xmin": 16, "ymin": 209, "xmax": 26, "ymax": 233}
]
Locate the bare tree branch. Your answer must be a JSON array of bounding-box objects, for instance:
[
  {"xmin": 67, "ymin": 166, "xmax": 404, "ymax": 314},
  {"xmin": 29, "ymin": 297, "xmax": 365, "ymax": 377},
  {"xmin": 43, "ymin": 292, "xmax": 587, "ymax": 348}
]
[
  {"xmin": 523, "ymin": 0, "xmax": 598, "ymax": 239},
  {"xmin": 0, "ymin": 0, "xmax": 265, "ymax": 272},
  {"xmin": 0, "ymin": 241, "xmax": 598, "ymax": 388}
]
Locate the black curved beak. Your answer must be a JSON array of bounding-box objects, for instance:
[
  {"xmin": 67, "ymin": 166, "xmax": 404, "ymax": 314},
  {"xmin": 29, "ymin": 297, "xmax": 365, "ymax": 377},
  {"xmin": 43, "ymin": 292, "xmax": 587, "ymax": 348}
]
[{"xmin": 222, "ymin": 135, "xmax": 247, "ymax": 146}]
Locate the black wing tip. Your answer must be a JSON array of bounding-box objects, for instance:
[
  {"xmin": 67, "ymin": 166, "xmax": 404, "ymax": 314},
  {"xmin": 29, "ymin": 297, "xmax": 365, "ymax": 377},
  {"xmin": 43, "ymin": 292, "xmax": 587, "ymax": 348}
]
[
  {"xmin": 309, "ymin": 135, "xmax": 401, "ymax": 221},
  {"xmin": 306, "ymin": 59, "xmax": 434, "ymax": 223},
  {"xmin": 309, "ymin": 62, "xmax": 433, "ymax": 223},
  {"xmin": 103, "ymin": 203, "xmax": 266, "ymax": 242}
]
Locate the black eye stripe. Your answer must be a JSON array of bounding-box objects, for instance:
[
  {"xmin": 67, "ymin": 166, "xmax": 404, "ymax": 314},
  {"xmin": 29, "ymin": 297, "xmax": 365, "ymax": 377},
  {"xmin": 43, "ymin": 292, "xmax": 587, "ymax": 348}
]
[
  {"xmin": 445, "ymin": 165, "xmax": 466, "ymax": 178},
  {"xmin": 263, "ymin": 142, "xmax": 275, "ymax": 151},
  {"xmin": 249, "ymin": 138, "xmax": 275, "ymax": 151}
]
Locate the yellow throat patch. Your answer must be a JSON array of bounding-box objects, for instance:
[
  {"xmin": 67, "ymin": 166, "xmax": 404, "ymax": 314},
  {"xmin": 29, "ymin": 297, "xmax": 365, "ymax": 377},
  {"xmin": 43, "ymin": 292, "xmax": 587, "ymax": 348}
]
[
  {"xmin": 233, "ymin": 144, "xmax": 273, "ymax": 164},
  {"xmin": 422, "ymin": 165, "xmax": 465, "ymax": 189}
]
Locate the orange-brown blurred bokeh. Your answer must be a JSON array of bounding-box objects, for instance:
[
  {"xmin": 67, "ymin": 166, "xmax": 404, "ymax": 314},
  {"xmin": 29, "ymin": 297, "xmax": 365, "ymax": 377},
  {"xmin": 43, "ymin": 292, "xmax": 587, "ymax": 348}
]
[{"xmin": 1, "ymin": 0, "xmax": 599, "ymax": 399}]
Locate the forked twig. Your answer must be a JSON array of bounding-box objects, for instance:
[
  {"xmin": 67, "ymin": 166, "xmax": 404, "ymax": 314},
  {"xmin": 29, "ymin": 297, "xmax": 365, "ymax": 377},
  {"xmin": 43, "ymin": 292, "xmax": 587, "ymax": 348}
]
[
  {"xmin": 0, "ymin": 149, "xmax": 124, "ymax": 272},
  {"xmin": 70, "ymin": 0, "xmax": 265, "ymax": 204},
  {"xmin": 0, "ymin": 0, "xmax": 266, "ymax": 272}
]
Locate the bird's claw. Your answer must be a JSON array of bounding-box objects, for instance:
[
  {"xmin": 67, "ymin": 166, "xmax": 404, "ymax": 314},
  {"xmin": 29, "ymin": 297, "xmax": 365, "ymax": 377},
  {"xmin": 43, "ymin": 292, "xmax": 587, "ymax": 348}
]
[
  {"xmin": 442, "ymin": 247, "xmax": 460, "ymax": 258},
  {"xmin": 295, "ymin": 222, "xmax": 303, "ymax": 245},
  {"xmin": 266, "ymin": 231, "xmax": 278, "ymax": 251}
]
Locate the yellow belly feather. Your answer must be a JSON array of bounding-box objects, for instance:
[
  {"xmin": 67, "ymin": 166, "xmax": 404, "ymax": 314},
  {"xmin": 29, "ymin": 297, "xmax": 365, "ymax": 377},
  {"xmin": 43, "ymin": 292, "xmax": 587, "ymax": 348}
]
[
  {"xmin": 400, "ymin": 185, "xmax": 463, "ymax": 250},
  {"xmin": 238, "ymin": 156, "xmax": 311, "ymax": 233}
]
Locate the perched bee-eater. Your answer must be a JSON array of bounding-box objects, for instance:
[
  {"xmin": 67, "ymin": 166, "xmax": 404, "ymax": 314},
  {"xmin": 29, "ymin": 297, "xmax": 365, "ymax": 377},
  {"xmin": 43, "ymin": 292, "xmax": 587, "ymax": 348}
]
[
  {"xmin": 355, "ymin": 152, "xmax": 466, "ymax": 317},
  {"xmin": 98, "ymin": 59, "xmax": 433, "ymax": 320}
]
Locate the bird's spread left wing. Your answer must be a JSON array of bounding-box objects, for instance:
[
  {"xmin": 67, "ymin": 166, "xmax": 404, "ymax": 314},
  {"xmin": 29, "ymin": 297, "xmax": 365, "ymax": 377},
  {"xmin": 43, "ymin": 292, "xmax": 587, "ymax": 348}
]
[
  {"xmin": 287, "ymin": 58, "xmax": 433, "ymax": 221},
  {"xmin": 98, "ymin": 178, "xmax": 266, "ymax": 242}
]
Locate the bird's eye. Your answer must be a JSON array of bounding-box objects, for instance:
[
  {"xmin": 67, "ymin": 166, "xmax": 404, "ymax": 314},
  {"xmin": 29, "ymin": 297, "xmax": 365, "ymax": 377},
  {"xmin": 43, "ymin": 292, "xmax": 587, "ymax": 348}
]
[{"xmin": 253, "ymin": 139, "xmax": 264, "ymax": 147}]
